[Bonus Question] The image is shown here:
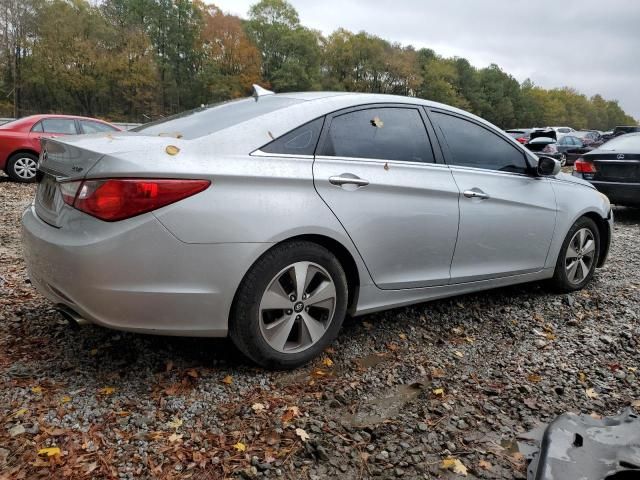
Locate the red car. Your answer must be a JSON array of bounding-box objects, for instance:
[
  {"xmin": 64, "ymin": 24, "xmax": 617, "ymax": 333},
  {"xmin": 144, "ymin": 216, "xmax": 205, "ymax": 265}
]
[{"xmin": 0, "ymin": 114, "xmax": 120, "ymax": 182}]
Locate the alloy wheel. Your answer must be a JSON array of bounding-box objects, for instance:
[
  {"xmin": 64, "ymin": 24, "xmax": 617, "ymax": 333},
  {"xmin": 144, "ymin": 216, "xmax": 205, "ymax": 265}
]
[
  {"xmin": 565, "ymin": 228, "xmax": 595, "ymax": 285},
  {"xmin": 560, "ymin": 153, "xmax": 567, "ymax": 167},
  {"xmin": 259, "ymin": 261, "xmax": 336, "ymax": 353},
  {"xmin": 13, "ymin": 157, "xmax": 38, "ymax": 180}
]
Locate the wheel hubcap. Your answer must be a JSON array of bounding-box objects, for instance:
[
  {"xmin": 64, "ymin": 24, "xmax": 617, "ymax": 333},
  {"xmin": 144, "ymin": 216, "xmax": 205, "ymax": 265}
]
[
  {"xmin": 565, "ymin": 228, "xmax": 595, "ymax": 285},
  {"xmin": 259, "ymin": 261, "xmax": 336, "ymax": 353},
  {"xmin": 13, "ymin": 157, "xmax": 37, "ymax": 179}
]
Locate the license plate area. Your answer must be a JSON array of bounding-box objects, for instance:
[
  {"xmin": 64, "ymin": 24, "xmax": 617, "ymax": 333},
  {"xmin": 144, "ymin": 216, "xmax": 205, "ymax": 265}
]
[{"xmin": 35, "ymin": 174, "xmax": 64, "ymax": 226}]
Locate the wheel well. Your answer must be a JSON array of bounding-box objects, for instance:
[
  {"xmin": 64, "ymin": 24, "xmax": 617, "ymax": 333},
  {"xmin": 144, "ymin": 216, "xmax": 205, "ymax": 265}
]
[
  {"xmin": 5, "ymin": 149, "xmax": 39, "ymax": 172},
  {"xmin": 583, "ymin": 211, "xmax": 610, "ymax": 267},
  {"xmin": 275, "ymin": 234, "xmax": 360, "ymax": 312}
]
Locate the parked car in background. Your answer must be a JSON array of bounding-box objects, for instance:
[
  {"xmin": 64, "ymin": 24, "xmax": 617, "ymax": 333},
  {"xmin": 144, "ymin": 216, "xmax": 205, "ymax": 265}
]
[
  {"xmin": 550, "ymin": 126, "xmax": 576, "ymax": 135},
  {"xmin": 573, "ymin": 133, "xmax": 640, "ymax": 207},
  {"xmin": 601, "ymin": 126, "xmax": 640, "ymax": 144},
  {"xmin": 573, "ymin": 130, "xmax": 602, "ymax": 146},
  {"xmin": 22, "ymin": 88, "xmax": 612, "ymax": 368},
  {"xmin": 0, "ymin": 114, "xmax": 120, "ymax": 182},
  {"xmin": 526, "ymin": 130, "xmax": 591, "ymax": 166},
  {"xmin": 505, "ymin": 128, "xmax": 532, "ymax": 144}
]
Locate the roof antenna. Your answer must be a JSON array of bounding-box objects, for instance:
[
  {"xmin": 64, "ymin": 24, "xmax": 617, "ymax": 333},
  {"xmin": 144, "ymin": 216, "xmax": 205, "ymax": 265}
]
[{"xmin": 252, "ymin": 84, "xmax": 275, "ymax": 100}]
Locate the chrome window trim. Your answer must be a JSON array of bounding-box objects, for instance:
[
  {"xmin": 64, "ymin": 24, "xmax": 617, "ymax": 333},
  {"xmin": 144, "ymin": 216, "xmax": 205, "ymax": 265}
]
[
  {"xmin": 250, "ymin": 149, "xmax": 314, "ymax": 159},
  {"xmin": 447, "ymin": 164, "xmax": 533, "ymax": 178},
  {"xmin": 314, "ymin": 155, "xmax": 450, "ymax": 169}
]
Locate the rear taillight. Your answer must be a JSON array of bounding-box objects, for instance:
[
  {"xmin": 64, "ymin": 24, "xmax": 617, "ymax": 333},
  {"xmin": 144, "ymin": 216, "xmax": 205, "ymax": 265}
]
[
  {"xmin": 61, "ymin": 178, "xmax": 210, "ymax": 221},
  {"xmin": 574, "ymin": 158, "xmax": 596, "ymax": 173},
  {"xmin": 542, "ymin": 144, "xmax": 558, "ymax": 154}
]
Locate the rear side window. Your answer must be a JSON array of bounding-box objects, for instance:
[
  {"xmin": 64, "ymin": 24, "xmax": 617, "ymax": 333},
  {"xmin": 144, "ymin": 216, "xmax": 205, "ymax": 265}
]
[
  {"xmin": 320, "ymin": 107, "xmax": 434, "ymax": 163},
  {"xmin": 80, "ymin": 120, "xmax": 118, "ymax": 133},
  {"xmin": 432, "ymin": 112, "xmax": 528, "ymax": 174},
  {"xmin": 261, "ymin": 117, "xmax": 324, "ymax": 156},
  {"xmin": 31, "ymin": 121, "xmax": 44, "ymax": 132},
  {"xmin": 133, "ymin": 96, "xmax": 302, "ymax": 140},
  {"xmin": 41, "ymin": 118, "xmax": 77, "ymax": 134}
]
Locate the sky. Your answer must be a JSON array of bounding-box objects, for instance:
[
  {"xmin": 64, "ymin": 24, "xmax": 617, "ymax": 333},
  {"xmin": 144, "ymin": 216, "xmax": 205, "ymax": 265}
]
[{"xmin": 209, "ymin": 0, "xmax": 640, "ymax": 120}]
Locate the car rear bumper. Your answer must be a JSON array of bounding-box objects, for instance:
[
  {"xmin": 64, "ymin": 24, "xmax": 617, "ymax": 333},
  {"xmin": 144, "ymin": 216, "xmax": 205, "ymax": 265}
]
[
  {"xmin": 585, "ymin": 179, "xmax": 640, "ymax": 206},
  {"xmin": 21, "ymin": 205, "xmax": 270, "ymax": 336}
]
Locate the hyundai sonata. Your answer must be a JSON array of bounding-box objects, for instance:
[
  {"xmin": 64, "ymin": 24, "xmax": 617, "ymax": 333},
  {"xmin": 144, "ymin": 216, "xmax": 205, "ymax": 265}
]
[{"xmin": 22, "ymin": 87, "xmax": 612, "ymax": 368}]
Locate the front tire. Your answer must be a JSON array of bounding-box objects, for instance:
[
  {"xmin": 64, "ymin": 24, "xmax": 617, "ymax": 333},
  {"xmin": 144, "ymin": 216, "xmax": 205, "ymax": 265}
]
[
  {"xmin": 548, "ymin": 217, "xmax": 600, "ymax": 292},
  {"xmin": 229, "ymin": 241, "xmax": 348, "ymax": 369},
  {"xmin": 559, "ymin": 153, "xmax": 567, "ymax": 167},
  {"xmin": 6, "ymin": 152, "xmax": 38, "ymax": 182}
]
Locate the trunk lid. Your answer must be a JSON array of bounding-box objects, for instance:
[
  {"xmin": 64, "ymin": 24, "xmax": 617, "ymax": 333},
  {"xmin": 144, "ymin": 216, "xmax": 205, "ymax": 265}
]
[
  {"xmin": 589, "ymin": 153, "xmax": 640, "ymax": 183},
  {"xmin": 35, "ymin": 133, "xmax": 184, "ymax": 227}
]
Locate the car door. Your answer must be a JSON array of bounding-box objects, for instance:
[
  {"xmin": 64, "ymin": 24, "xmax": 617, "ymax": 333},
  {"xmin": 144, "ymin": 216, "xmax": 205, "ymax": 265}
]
[
  {"xmin": 313, "ymin": 105, "xmax": 460, "ymax": 289},
  {"xmin": 428, "ymin": 109, "xmax": 557, "ymax": 283},
  {"xmin": 28, "ymin": 118, "xmax": 79, "ymax": 149}
]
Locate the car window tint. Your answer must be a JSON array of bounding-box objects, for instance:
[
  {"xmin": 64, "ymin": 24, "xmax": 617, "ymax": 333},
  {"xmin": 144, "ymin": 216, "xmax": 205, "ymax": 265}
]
[
  {"xmin": 261, "ymin": 117, "xmax": 324, "ymax": 156},
  {"xmin": 321, "ymin": 107, "xmax": 434, "ymax": 163},
  {"xmin": 80, "ymin": 120, "xmax": 117, "ymax": 133},
  {"xmin": 133, "ymin": 96, "xmax": 302, "ymax": 140},
  {"xmin": 31, "ymin": 121, "xmax": 44, "ymax": 133},
  {"xmin": 41, "ymin": 118, "xmax": 77, "ymax": 134},
  {"xmin": 433, "ymin": 112, "xmax": 528, "ymax": 174}
]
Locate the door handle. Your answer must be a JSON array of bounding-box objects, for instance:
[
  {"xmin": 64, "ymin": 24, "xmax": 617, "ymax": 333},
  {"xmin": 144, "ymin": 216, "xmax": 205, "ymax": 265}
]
[
  {"xmin": 329, "ymin": 175, "xmax": 369, "ymax": 187},
  {"xmin": 463, "ymin": 189, "xmax": 490, "ymax": 200}
]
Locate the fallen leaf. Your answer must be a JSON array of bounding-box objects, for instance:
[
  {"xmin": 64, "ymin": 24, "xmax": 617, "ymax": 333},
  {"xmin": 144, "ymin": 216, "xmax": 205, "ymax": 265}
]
[
  {"xmin": 252, "ymin": 403, "xmax": 266, "ymax": 413},
  {"xmin": 527, "ymin": 373, "xmax": 542, "ymax": 383},
  {"xmin": 362, "ymin": 321, "xmax": 373, "ymax": 330},
  {"xmin": 586, "ymin": 388, "xmax": 598, "ymax": 399},
  {"xmin": 433, "ymin": 388, "xmax": 444, "ymax": 396},
  {"xmin": 233, "ymin": 442, "xmax": 246, "ymax": 452},
  {"xmin": 281, "ymin": 406, "xmax": 300, "ymax": 423},
  {"xmin": 322, "ymin": 358, "xmax": 334, "ymax": 367},
  {"xmin": 222, "ymin": 375, "xmax": 233, "ymax": 385},
  {"xmin": 478, "ymin": 459, "xmax": 492, "ymax": 470},
  {"xmin": 90, "ymin": 348, "xmax": 98, "ymax": 356},
  {"xmin": 454, "ymin": 351, "xmax": 464, "ymax": 358},
  {"xmin": 441, "ymin": 457, "xmax": 467, "ymax": 476},
  {"xmin": 167, "ymin": 417, "xmax": 183, "ymax": 429},
  {"xmin": 431, "ymin": 368, "xmax": 446, "ymax": 378},
  {"xmin": 31, "ymin": 386, "xmax": 42, "ymax": 394},
  {"xmin": 295, "ymin": 428, "xmax": 310, "ymax": 442},
  {"xmin": 99, "ymin": 387, "xmax": 116, "ymax": 395},
  {"xmin": 186, "ymin": 368, "xmax": 198, "ymax": 378},
  {"xmin": 13, "ymin": 408, "xmax": 28, "ymax": 417},
  {"xmin": 168, "ymin": 433, "xmax": 183, "ymax": 443},
  {"xmin": 398, "ymin": 333, "xmax": 407, "ymax": 341},
  {"xmin": 38, "ymin": 447, "xmax": 61, "ymax": 457},
  {"xmin": 628, "ymin": 367, "xmax": 637, "ymax": 373},
  {"xmin": 579, "ymin": 372, "xmax": 587, "ymax": 383},
  {"xmin": 452, "ymin": 326, "xmax": 464, "ymax": 335},
  {"xmin": 313, "ymin": 369, "xmax": 326, "ymax": 376},
  {"xmin": 631, "ymin": 400, "xmax": 640, "ymax": 407},
  {"xmin": 60, "ymin": 396, "xmax": 71, "ymax": 404}
]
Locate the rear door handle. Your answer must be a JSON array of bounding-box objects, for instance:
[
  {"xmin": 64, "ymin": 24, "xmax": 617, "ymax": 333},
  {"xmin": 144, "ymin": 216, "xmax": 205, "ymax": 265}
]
[
  {"xmin": 463, "ymin": 189, "xmax": 490, "ymax": 200},
  {"xmin": 329, "ymin": 175, "xmax": 369, "ymax": 187}
]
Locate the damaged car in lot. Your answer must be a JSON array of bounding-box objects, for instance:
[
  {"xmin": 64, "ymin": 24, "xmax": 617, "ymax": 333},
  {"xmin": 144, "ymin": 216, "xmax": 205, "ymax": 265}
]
[
  {"xmin": 573, "ymin": 133, "xmax": 640, "ymax": 207},
  {"xmin": 22, "ymin": 87, "xmax": 613, "ymax": 368},
  {"xmin": 525, "ymin": 129, "xmax": 591, "ymax": 166}
]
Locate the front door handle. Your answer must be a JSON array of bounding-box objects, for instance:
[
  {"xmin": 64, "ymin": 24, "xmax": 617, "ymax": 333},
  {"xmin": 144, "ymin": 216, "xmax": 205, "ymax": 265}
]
[
  {"xmin": 329, "ymin": 175, "xmax": 369, "ymax": 187},
  {"xmin": 463, "ymin": 189, "xmax": 490, "ymax": 200}
]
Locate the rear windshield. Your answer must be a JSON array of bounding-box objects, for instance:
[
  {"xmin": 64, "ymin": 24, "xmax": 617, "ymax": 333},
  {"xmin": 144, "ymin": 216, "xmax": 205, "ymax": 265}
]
[
  {"xmin": 132, "ymin": 96, "xmax": 302, "ymax": 139},
  {"xmin": 599, "ymin": 134, "xmax": 640, "ymax": 151}
]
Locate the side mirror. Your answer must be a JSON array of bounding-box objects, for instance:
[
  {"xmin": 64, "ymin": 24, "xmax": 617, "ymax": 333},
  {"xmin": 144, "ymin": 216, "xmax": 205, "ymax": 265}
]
[{"xmin": 537, "ymin": 156, "xmax": 561, "ymax": 176}]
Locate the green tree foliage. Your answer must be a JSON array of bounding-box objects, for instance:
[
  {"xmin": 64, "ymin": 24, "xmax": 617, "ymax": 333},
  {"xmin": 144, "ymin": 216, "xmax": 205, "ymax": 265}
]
[{"xmin": 0, "ymin": 0, "xmax": 636, "ymax": 128}]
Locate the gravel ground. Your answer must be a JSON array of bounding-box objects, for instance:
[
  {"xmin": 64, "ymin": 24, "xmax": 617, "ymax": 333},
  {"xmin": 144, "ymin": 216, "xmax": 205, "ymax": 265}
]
[{"xmin": 1, "ymin": 176, "xmax": 639, "ymax": 479}]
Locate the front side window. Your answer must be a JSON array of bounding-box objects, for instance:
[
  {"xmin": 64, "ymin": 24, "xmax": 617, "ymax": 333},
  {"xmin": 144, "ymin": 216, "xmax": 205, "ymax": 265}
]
[
  {"xmin": 320, "ymin": 107, "xmax": 435, "ymax": 163},
  {"xmin": 432, "ymin": 112, "xmax": 528, "ymax": 174},
  {"xmin": 261, "ymin": 117, "xmax": 324, "ymax": 156},
  {"xmin": 41, "ymin": 118, "xmax": 77, "ymax": 134}
]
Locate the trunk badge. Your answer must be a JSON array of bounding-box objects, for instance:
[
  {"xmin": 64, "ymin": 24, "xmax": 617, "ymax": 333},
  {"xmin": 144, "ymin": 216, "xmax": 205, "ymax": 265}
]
[{"xmin": 617, "ymin": 154, "xmax": 625, "ymax": 159}]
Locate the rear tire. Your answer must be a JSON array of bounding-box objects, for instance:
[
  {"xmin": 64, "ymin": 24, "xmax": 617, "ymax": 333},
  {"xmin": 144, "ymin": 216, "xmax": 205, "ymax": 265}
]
[
  {"xmin": 6, "ymin": 152, "xmax": 38, "ymax": 183},
  {"xmin": 559, "ymin": 153, "xmax": 567, "ymax": 167},
  {"xmin": 548, "ymin": 217, "xmax": 600, "ymax": 292},
  {"xmin": 229, "ymin": 241, "xmax": 348, "ymax": 369}
]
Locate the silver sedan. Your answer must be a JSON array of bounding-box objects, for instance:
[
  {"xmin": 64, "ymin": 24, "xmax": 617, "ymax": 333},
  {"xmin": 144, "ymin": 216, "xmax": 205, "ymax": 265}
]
[{"xmin": 22, "ymin": 87, "xmax": 612, "ymax": 368}]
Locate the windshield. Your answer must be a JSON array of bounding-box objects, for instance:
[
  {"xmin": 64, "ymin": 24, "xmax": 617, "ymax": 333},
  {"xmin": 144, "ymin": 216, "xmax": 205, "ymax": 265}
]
[{"xmin": 132, "ymin": 96, "xmax": 302, "ymax": 140}]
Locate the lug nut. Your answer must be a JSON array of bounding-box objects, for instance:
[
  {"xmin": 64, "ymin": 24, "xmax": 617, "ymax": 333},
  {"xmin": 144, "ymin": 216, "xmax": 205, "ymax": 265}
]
[
  {"xmin": 289, "ymin": 295, "xmax": 296, "ymax": 302},
  {"xmin": 302, "ymin": 294, "xmax": 307, "ymax": 300},
  {"xmin": 296, "ymin": 315, "xmax": 301, "ymax": 320},
  {"xmin": 286, "ymin": 309, "xmax": 292, "ymax": 315},
  {"xmin": 305, "ymin": 306, "xmax": 310, "ymax": 312}
]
